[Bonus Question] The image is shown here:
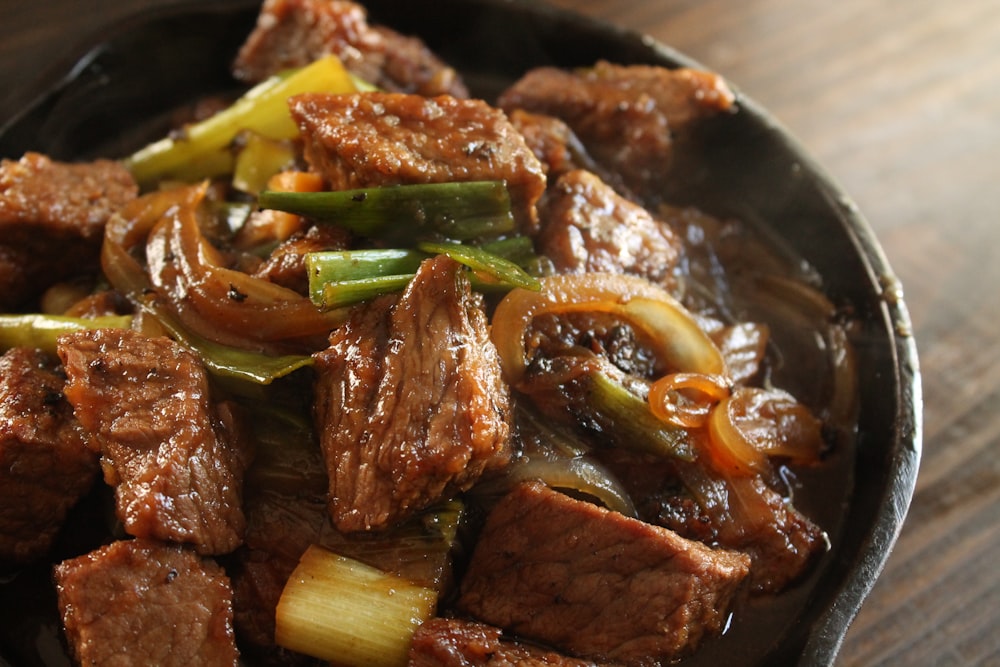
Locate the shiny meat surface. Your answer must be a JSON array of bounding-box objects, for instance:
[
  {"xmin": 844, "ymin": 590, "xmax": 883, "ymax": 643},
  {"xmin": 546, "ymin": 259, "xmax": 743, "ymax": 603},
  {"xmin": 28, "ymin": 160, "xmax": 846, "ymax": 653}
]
[
  {"xmin": 457, "ymin": 481, "xmax": 751, "ymax": 665},
  {"xmin": 538, "ymin": 169, "xmax": 683, "ymax": 291},
  {"xmin": 233, "ymin": 0, "xmax": 467, "ymax": 97},
  {"xmin": 290, "ymin": 92, "xmax": 547, "ymax": 232},
  {"xmin": 409, "ymin": 617, "xmax": 598, "ymax": 667},
  {"xmin": 0, "ymin": 152, "xmax": 137, "ymax": 309},
  {"xmin": 54, "ymin": 538, "xmax": 239, "ymax": 667},
  {"xmin": 57, "ymin": 328, "xmax": 250, "ymax": 555},
  {"xmin": 0, "ymin": 347, "xmax": 98, "ymax": 563},
  {"xmin": 313, "ymin": 255, "xmax": 512, "ymax": 531},
  {"xmin": 498, "ymin": 62, "xmax": 734, "ymax": 202}
]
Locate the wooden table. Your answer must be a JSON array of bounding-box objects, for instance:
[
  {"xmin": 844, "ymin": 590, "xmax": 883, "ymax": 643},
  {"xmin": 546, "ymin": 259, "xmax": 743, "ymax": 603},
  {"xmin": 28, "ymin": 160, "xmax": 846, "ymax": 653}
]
[{"xmin": 1, "ymin": 1, "xmax": 998, "ymax": 665}]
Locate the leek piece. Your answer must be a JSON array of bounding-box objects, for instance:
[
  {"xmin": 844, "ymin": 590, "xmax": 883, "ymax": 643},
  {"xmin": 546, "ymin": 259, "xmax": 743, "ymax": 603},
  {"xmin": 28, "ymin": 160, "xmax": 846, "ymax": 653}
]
[
  {"xmin": 306, "ymin": 249, "xmax": 426, "ymax": 303},
  {"xmin": 317, "ymin": 274, "xmax": 416, "ymax": 310},
  {"xmin": 129, "ymin": 293, "xmax": 313, "ymax": 387},
  {"xmin": 586, "ymin": 370, "xmax": 696, "ymax": 461},
  {"xmin": 0, "ymin": 314, "xmax": 132, "ymax": 354},
  {"xmin": 257, "ymin": 180, "xmax": 515, "ymax": 242},
  {"xmin": 477, "ymin": 235, "xmax": 539, "ymax": 268},
  {"xmin": 125, "ymin": 55, "xmax": 356, "ymax": 186},
  {"xmin": 232, "ymin": 133, "xmax": 296, "ymax": 195},
  {"xmin": 275, "ymin": 545, "xmax": 437, "ymax": 667},
  {"xmin": 417, "ymin": 240, "xmax": 541, "ymax": 291}
]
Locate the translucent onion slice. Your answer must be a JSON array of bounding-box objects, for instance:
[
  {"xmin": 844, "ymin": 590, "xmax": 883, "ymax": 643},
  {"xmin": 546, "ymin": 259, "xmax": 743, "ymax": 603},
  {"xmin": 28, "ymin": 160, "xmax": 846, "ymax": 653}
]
[
  {"xmin": 491, "ymin": 273, "xmax": 727, "ymax": 387},
  {"xmin": 648, "ymin": 372, "xmax": 732, "ymax": 429},
  {"xmin": 706, "ymin": 386, "xmax": 826, "ymax": 477}
]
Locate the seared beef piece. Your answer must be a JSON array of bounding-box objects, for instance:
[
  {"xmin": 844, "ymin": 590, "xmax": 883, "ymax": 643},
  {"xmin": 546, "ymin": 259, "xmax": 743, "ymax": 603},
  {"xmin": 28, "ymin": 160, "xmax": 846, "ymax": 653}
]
[
  {"xmin": 54, "ymin": 538, "xmax": 239, "ymax": 667},
  {"xmin": 498, "ymin": 62, "xmax": 734, "ymax": 202},
  {"xmin": 290, "ymin": 92, "xmax": 547, "ymax": 232},
  {"xmin": 0, "ymin": 153, "xmax": 137, "ymax": 310},
  {"xmin": 457, "ymin": 481, "xmax": 750, "ymax": 666},
  {"xmin": 538, "ymin": 169, "xmax": 683, "ymax": 292},
  {"xmin": 254, "ymin": 224, "xmax": 352, "ymax": 295},
  {"xmin": 313, "ymin": 255, "xmax": 512, "ymax": 532},
  {"xmin": 409, "ymin": 617, "xmax": 598, "ymax": 667},
  {"xmin": 0, "ymin": 348, "xmax": 98, "ymax": 563},
  {"xmin": 233, "ymin": 0, "xmax": 467, "ymax": 98},
  {"xmin": 57, "ymin": 328, "xmax": 251, "ymax": 555},
  {"xmin": 596, "ymin": 447, "xmax": 827, "ymax": 594}
]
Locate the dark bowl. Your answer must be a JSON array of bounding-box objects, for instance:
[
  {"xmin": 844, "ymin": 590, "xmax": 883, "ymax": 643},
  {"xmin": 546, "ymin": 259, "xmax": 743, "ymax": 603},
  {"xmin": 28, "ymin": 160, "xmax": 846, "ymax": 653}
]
[{"xmin": 0, "ymin": 1, "xmax": 921, "ymax": 665}]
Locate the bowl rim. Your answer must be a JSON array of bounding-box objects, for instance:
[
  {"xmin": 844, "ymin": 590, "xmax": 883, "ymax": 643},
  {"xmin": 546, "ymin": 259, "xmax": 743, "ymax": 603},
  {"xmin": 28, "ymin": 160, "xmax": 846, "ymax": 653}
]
[{"xmin": 0, "ymin": 0, "xmax": 922, "ymax": 664}]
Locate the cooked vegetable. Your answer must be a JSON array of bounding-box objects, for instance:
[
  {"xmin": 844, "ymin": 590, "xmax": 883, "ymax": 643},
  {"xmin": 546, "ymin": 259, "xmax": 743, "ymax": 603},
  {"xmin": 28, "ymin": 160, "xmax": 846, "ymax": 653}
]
[
  {"xmin": 306, "ymin": 242, "xmax": 539, "ymax": 309},
  {"xmin": 0, "ymin": 314, "xmax": 132, "ymax": 354},
  {"xmin": 491, "ymin": 273, "xmax": 727, "ymax": 387},
  {"xmin": 416, "ymin": 241, "xmax": 541, "ymax": 291},
  {"xmin": 231, "ymin": 133, "xmax": 297, "ymax": 195},
  {"xmin": 585, "ymin": 370, "xmax": 696, "ymax": 461},
  {"xmin": 125, "ymin": 55, "xmax": 357, "ymax": 185},
  {"xmin": 258, "ymin": 180, "xmax": 516, "ymax": 242},
  {"xmin": 275, "ymin": 545, "xmax": 437, "ymax": 667}
]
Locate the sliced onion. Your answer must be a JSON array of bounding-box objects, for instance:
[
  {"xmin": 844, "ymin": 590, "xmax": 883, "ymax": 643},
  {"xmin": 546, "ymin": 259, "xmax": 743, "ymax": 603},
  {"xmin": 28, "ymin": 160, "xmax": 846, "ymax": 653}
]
[
  {"xmin": 706, "ymin": 386, "xmax": 825, "ymax": 477},
  {"xmin": 143, "ymin": 184, "xmax": 340, "ymax": 350},
  {"xmin": 474, "ymin": 455, "xmax": 637, "ymax": 518},
  {"xmin": 648, "ymin": 372, "xmax": 732, "ymax": 429},
  {"xmin": 491, "ymin": 273, "xmax": 726, "ymax": 387}
]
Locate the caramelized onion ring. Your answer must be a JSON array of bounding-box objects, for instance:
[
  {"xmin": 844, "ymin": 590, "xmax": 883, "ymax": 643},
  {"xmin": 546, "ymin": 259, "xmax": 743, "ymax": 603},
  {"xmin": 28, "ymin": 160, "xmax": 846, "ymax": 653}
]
[
  {"xmin": 491, "ymin": 273, "xmax": 726, "ymax": 387},
  {"xmin": 648, "ymin": 372, "xmax": 732, "ymax": 429},
  {"xmin": 707, "ymin": 386, "xmax": 825, "ymax": 477}
]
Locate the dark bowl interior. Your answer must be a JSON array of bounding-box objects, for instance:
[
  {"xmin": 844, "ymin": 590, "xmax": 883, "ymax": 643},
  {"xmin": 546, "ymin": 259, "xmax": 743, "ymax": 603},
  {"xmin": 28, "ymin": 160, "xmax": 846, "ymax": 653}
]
[{"xmin": 0, "ymin": 1, "xmax": 921, "ymax": 665}]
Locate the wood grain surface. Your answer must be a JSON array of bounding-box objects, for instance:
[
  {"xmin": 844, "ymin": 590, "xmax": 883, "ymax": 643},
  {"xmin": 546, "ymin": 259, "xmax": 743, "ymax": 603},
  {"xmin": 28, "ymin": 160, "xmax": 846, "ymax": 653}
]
[{"xmin": 2, "ymin": 0, "xmax": 998, "ymax": 665}]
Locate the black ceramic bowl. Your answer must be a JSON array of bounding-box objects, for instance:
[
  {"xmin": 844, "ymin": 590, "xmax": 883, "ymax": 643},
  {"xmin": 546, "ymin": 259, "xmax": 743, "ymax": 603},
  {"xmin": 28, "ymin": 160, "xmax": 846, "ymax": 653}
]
[{"xmin": 0, "ymin": 1, "xmax": 921, "ymax": 665}]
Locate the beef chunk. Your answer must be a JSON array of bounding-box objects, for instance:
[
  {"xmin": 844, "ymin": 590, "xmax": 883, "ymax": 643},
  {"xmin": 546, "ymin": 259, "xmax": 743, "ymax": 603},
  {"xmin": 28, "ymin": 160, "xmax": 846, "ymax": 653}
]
[
  {"xmin": 54, "ymin": 538, "xmax": 239, "ymax": 667},
  {"xmin": 409, "ymin": 617, "xmax": 597, "ymax": 667},
  {"xmin": 457, "ymin": 482, "xmax": 750, "ymax": 666},
  {"xmin": 57, "ymin": 329, "xmax": 250, "ymax": 555},
  {"xmin": 0, "ymin": 153, "xmax": 137, "ymax": 309},
  {"xmin": 233, "ymin": 0, "xmax": 467, "ymax": 98},
  {"xmin": 0, "ymin": 348, "xmax": 98, "ymax": 563},
  {"xmin": 595, "ymin": 448, "xmax": 827, "ymax": 594},
  {"xmin": 313, "ymin": 255, "xmax": 512, "ymax": 532},
  {"xmin": 538, "ymin": 169, "xmax": 683, "ymax": 292},
  {"xmin": 254, "ymin": 224, "xmax": 352, "ymax": 295},
  {"xmin": 289, "ymin": 92, "xmax": 547, "ymax": 232},
  {"xmin": 498, "ymin": 62, "xmax": 734, "ymax": 202}
]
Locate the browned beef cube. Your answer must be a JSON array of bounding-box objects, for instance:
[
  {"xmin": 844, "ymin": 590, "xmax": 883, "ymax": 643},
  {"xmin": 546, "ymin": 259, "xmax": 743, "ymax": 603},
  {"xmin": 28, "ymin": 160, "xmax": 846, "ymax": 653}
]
[
  {"xmin": 457, "ymin": 481, "xmax": 751, "ymax": 666},
  {"xmin": 289, "ymin": 92, "xmax": 547, "ymax": 232},
  {"xmin": 313, "ymin": 255, "xmax": 512, "ymax": 532},
  {"xmin": 233, "ymin": 0, "xmax": 467, "ymax": 98},
  {"xmin": 507, "ymin": 109, "xmax": 633, "ymax": 198},
  {"xmin": 409, "ymin": 617, "xmax": 598, "ymax": 667},
  {"xmin": 54, "ymin": 538, "xmax": 239, "ymax": 667},
  {"xmin": 0, "ymin": 348, "xmax": 98, "ymax": 563},
  {"xmin": 57, "ymin": 329, "xmax": 251, "ymax": 555},
  {"xmin": 538, "ymin": 169, "xmax": 683, "ymax": 292},
  {"xmin": 498, "ymin": 62, "xmax": 734, "ymax": 202},
  {"xmin": 0, "ymin": 153, "xmax": 137, "ymax": 309}
]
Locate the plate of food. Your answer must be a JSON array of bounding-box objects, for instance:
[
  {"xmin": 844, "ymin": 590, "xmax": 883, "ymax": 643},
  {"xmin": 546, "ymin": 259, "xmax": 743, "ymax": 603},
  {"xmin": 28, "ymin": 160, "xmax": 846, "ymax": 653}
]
[{"xmin": 0, "ymin": 0, "xmax": 921, "ymax": 665}]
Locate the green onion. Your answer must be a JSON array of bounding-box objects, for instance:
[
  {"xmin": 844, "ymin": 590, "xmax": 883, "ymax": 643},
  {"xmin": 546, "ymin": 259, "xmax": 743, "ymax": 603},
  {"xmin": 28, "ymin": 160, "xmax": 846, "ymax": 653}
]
[
  {"xmin": 586, "ymin": 370, "xmax": 695, "ymax": 461},
  {"xmin": 417, "ymin": 240, "xmax": 541, "ymax": 291},
  {"xmin": 316, "ymin": 274, "xmax": 416, "ymax": 310},
  {"xmin": 0, "ymin": 314, "xmax": 132, "ymax": 355},
  {"xmin": 305, "ymin": 249, "xmax": 426, "ymax": 303},
  {"xmin": 258, "ymin": 180, "xmax": 515, "ymax": 242},
  {"xmin": 125, "ymin": 55, "xmax": 357, "ymax": 186}
]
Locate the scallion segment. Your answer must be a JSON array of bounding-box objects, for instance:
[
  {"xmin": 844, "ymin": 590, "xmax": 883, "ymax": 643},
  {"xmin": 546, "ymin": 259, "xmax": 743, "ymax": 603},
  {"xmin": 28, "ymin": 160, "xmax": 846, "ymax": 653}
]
[
  {"xmin": 125, "ymin": 55, "xmax": 357, "ymax": 186},
  {"xmin": 258, "ymin": 180, "xmax": 515, "ymax": 242},
  {"xmin": 0, "ymin": 314, "xmax": 133, "ymax": 355}
]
